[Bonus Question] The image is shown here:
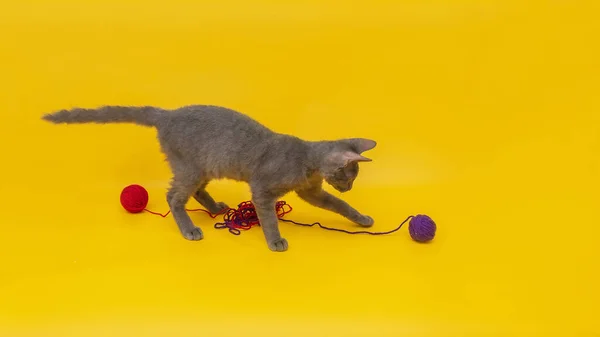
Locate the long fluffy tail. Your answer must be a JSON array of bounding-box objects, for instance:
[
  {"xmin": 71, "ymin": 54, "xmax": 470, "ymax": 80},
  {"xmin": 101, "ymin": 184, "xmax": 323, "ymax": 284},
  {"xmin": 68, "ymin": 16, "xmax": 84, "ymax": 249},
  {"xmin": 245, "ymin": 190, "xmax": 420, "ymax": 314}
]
[{"xmin": 42, "ymin": 105, "xmax": 165, "ymax": 127}]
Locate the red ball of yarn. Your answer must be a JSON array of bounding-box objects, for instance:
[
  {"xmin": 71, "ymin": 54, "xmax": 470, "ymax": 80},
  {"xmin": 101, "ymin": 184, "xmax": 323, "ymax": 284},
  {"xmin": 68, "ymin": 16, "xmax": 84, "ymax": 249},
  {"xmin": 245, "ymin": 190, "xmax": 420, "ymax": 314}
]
[{"xmin": 120, "ymin": 184, "xmax": 149, "ymax": 213}]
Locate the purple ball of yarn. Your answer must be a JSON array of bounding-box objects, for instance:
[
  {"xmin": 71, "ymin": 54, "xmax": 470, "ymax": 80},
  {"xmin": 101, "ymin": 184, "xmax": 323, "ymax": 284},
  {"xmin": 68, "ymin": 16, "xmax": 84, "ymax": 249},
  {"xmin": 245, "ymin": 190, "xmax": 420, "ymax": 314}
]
[{"xmin": 408, "ymin": 214, "xmax": 436, "ymax": 242}]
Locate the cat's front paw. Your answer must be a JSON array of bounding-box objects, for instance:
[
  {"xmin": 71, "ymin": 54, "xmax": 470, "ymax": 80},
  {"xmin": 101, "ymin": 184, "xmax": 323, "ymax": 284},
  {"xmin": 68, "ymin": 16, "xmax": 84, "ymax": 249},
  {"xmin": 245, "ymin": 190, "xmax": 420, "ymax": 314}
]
[
  {"xmin": 356, "ymin": 215, "xmax": 374, "ymax": 227},
  {"xmin": 182, "ymin": 227, "xmax": 204, "ymax": 240},
  {"xmin": 267, "ymin": 238, "xmax": 289, "ymax": 252}
]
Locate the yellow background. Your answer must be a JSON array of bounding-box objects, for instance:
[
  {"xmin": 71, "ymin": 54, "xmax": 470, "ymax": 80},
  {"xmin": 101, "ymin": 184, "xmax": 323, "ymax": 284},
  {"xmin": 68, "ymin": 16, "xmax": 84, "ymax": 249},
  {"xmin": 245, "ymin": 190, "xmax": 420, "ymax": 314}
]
[{"xmin": 1, "ymin": 0, "xmax": 599, "ymax": 336}]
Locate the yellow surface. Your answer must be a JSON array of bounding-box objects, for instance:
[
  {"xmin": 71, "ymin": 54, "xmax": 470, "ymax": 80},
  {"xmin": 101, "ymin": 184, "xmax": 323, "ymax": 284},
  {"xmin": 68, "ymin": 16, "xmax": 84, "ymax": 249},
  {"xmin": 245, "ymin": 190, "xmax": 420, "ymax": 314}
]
[{"xmin": 1, "ymin": 0, "xmax": 599, "ymax": 336}]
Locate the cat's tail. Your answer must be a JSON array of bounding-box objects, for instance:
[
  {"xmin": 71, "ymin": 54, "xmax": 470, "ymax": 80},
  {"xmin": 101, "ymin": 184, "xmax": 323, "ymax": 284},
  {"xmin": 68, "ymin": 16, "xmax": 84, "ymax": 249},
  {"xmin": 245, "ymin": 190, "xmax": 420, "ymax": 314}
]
[{"xmin": 42, "ymin": 106, "xmax": 165, "ymax": 127}]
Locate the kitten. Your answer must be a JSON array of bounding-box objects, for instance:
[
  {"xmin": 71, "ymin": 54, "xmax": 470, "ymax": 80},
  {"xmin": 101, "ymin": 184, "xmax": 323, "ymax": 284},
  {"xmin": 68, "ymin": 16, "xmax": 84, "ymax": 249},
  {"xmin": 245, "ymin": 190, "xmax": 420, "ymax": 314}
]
[{"xmin": 42, "ymin": 105, "xmax": 377, "ymax": 252}]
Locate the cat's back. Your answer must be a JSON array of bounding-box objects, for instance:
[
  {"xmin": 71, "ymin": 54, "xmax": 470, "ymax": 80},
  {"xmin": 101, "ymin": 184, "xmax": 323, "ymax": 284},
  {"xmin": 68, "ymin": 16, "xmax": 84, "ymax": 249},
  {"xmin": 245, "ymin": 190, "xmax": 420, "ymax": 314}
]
[
  {"xmin": 164, "ymin": 105, "xmax": 272, "ymax": 135},
  {"xmin": 156, "ymin": 105, "xmax": 276, "ymax": 159},
  {"xmin": 155, "ymin": 104, "xmax": 303, "ymax": 181}
]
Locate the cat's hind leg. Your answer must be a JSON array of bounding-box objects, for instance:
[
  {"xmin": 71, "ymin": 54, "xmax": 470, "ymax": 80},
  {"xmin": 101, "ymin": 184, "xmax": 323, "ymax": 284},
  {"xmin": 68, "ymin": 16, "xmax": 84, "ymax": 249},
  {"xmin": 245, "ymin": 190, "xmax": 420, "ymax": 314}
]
[
  {"xmin": 167, "ymin": 176, "xmax": 204, "ymax": 241},
  {"xmin": 160, "ymin": 142, "xmax": 208, "ymax": 240},
  {"xmin": 193, "ymin": 182, "xmax": 229, "ymax": 214}
]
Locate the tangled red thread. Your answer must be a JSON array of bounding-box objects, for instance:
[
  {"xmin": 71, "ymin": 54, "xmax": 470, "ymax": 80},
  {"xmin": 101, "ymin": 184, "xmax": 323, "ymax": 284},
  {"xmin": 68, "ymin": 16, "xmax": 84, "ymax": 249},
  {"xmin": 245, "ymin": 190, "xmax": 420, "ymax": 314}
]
[
  {"xmin": 214, "ymin": 201, "xmax": 292, "ymax": 235},
  {"xmin": 121, "ymin": 183, "xmax": 293, "ymax": 235}
]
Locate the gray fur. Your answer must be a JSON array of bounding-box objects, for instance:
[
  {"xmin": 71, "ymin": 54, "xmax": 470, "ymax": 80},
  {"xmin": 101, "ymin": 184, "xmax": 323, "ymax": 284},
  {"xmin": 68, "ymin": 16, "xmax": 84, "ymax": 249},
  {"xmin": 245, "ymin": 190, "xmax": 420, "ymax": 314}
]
[
  {"xmin": 42, "ymin": 105, "xmax": 377, "ymax": 252},
  {"xmin": 42, "ymin": 106, "xmax": 162, "ymax": 127}
]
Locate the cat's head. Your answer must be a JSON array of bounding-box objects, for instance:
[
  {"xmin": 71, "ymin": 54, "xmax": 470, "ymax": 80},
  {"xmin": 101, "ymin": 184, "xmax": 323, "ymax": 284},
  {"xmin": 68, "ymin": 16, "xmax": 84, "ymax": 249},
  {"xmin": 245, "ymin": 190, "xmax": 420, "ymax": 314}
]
[{"xmin": 320, "ymin": 138, "xmax": 376, "ymax": 193}]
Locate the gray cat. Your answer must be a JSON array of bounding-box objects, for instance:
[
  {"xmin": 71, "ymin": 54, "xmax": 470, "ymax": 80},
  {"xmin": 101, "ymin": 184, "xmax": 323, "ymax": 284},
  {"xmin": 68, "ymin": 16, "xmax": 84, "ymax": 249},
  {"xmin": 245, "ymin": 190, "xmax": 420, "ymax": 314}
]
[{"xmin": 42, "ymin": 105, "xmax": 376, "ymax": 252}]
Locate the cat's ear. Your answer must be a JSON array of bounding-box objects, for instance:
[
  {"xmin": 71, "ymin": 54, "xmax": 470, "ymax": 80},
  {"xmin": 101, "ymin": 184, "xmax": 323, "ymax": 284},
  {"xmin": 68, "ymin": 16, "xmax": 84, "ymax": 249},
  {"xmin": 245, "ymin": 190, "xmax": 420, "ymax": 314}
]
[
  {"xmin": 327, "ymin": 151, "xmax": 372, "ymax": 168},
  {"xmin": 346, "ymin": 138, "xmax": 377, "ymax": 154},
  {"xmin": 342, "ymin": 151, "xmax": 372, "ymax": 164}
]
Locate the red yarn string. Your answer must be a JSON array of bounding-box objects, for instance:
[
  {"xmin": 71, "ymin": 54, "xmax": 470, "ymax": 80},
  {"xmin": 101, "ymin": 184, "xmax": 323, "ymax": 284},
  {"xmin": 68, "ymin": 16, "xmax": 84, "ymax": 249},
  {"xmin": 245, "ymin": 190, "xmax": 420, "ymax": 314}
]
[
  {"xmin": 143, "ymin": 208, "xmax": 223, "ymax": 218},
  {"xmin": 143, "ymin": 201, "xmax": 292, "ymax": 235},
  {"xmin": 143, "ymin": 201, "xmax": 410, "ymax": 236},
  {"xmin": 213, "ymin": 201, "xmax": 291, "ymax": 234},
  {"xmin": 120, "ymin": 185, "xmax": 411, "ymax": 237}
]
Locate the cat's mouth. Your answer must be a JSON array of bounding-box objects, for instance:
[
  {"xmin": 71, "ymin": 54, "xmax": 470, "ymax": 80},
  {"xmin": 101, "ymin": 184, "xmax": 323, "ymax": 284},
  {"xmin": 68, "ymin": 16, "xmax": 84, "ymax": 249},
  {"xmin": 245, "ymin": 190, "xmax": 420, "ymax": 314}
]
[{"xmin": 333, "ymin": 185, "xmax": 351, "ymax": 193}]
